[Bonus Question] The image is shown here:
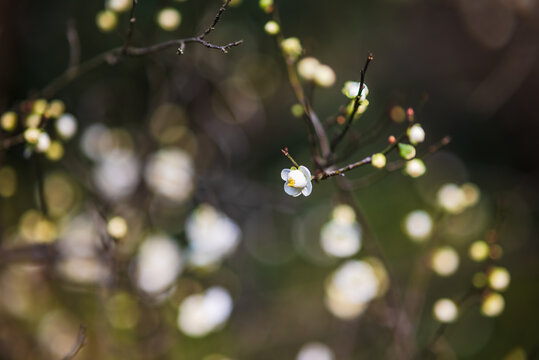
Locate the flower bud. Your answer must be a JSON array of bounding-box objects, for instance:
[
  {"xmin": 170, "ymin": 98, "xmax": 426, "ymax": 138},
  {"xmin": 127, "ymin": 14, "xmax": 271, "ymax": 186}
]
[
  {"xmin": 371, "ymin": 153, "xmax": 386, "ymax": 168},
  {"xmin": 1, "ymin": 112, "xmax": 17, "ymax": 132},
  {"xmin": 398, "ymin": 143, "xmax": 416, "ymax": 160},
  {"xmin": 407, "ymin": 124, "xmax": 425, "ymax": 145},
  {"xmin": 281, "ymin": 37, "xmax": 302, "ymax": 60},
  {"xmin": 24, "ymin": 128, "xmax": 41, "ymax": 144},
  {"xmin": 264, "ymin": 21, "xmax": 280, "ymax": 35}
]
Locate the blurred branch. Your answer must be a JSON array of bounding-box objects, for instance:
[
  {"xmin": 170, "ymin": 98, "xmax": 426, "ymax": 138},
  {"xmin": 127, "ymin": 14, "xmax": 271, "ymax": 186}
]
[
  {"xmin": 34, "ymin": 154, "xmax": 48, "ymax": 216},
  {"xmin": 271, "ymin": 9, "xmax": 330, "ymax": 167},
  {"xmin": 66, "ymin": 20, "xmax": 80, "ymax": 68},
  {"xmin": 62, "ymin": 325, "xmax": 87, "ymax": 360},
  {"xmin": 0, "ymin": 244, "xmax": 57, "ymax": 264},
  {"xmin": 416, "ymin": 287, "xmax": 477, "ymax": 360},
  {"xmin": 331, "ymin": 53, "xmax": 373, "ymax": 152}
]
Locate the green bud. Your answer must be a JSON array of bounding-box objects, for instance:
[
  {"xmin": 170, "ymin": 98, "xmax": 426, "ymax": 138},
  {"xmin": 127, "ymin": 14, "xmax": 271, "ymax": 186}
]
[
  {"xmin": 291, "ymin": 104, "xmax": 304, "ymax": 118},
  {"xmin": 398, "ymin": 143, "xmax": 416, "ymax": 160},
  {"xmin": 259, "ymin": 0, "xmax": 273, "ymax": 13}
]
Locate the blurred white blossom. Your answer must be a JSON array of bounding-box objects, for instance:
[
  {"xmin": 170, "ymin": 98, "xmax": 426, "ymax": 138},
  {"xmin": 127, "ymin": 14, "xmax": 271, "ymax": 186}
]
[
  {"xmin": 186, "ymin": 204, "xmax": 241, "ymax": 268},
  {"xmin": 55, "ymin": 114, "xmax": 77, "ymax": 140},
  {"xmin": 404, "ymin": 159, "xmax": 426, "ymax": 178},
  {"xmin": 320, "ymin": 205, "xmax": 362, "ymax": 258},
  {"xmin": 297, "ymin": 57, "xmax": 320, "ymax": 81},
  {"xmin": 488, "ymin": 267, "xmax": 510, "ymax": 291},
  {"xmin": 297, "ymin": 342, "xmax": 335, "ymax": 360},
  {"xmin": 94, "ymin": 150, "xmax": 140, "ymax": 200},
  {"xmin": 144, "ymin": 148, "xmax": 194, "ymax": 203},
  {"xmin": 177, "ymin": 287, "xmax": 233, "ymax": 337},
  {"xmin": 437, "ymin": 183, "xmax": 466, "ymax": 214},
  {"xmin": 136, "ymin": 234, "xmax": 183, "ymax": 294},
  {"xmin": 431, "ymin": 246, "xmax": 459, "ymax": 276},
  {"xmin": 433, "ymin": 298, "xmax": 458, "ymax": 323},
  {"xmin": 404, "ymin": 210, "xmax": 432, "ymax": 242}
]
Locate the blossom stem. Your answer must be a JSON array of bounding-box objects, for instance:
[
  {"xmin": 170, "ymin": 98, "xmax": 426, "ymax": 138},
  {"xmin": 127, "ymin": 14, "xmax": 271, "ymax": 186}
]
[{"xmin": 281, "ymin": 148, "xmax": 299, "ymax": 168}]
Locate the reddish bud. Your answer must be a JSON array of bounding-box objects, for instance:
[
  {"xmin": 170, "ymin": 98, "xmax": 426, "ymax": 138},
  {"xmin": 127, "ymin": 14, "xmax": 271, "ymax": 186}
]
[
  {"xmin": 336, "ymin": 115, "xmax": 346, "ymax": 125},
  {"xmin": 388, "ymin": 135, "xmax": 396, "ymax": 144},
  {"xmin": 406, "ymin": 108, "xmax": 415, "ymax": 122}
]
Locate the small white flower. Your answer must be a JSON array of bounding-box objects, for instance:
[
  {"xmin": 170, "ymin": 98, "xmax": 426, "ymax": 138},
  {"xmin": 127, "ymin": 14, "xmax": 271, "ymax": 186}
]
[{"xmin": 281, "ymin": 165, "xmax": 312, "ymax": 197}]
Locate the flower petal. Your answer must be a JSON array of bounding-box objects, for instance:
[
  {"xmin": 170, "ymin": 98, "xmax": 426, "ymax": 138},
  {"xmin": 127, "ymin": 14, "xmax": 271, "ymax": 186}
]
[
  {"xmin": 299, "ymin": 165, "xmax": 311, "ymax": 181},
  {"xmin": 302, "ymin": 181, "xmax": 312, "ymax": 196},
  {"xmin": 281, "ymin": 168, "xmax": 291, "ymax": 181},
  {"xmin": 284, "ymin": 183, "xmax": 302, "ymax": 197}
]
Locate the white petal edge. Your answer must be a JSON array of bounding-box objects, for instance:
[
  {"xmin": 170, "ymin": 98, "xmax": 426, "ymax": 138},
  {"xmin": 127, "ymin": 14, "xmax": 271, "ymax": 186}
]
[
  {"xmin": 302, "ymin": 181, "xmax": 312, "ymax": 196},
  {"xmin": 284, "ymin": 183, "xmax": 302, "ymax": 197},
  {"xmin": 299, "ymin": 165, "xmax": 311, "ymax": 181},
  {"xmin": 281, "ymin": 168, "xmax": 291, "ymax": 181}
]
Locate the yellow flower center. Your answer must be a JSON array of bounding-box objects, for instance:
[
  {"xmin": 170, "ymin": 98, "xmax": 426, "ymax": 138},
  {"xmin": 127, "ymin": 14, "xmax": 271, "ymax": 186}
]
[{"xmin": 287, "ymin": 178, "xmax": 295, "ymax": 187}]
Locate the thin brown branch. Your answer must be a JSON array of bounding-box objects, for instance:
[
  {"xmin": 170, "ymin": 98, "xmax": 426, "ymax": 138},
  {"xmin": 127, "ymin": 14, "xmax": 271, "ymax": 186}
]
[
  {"xmin": 281, "ymin": 147, "xmax": 299, "ymax": 168},
  {"xmin": 350, "ymin": 135, "xmax": 452, "ymax": 189},
  {"xmin": 331, "ymin": 53, "xmax": 373, "ymax": 152},
  {"xmin": 200, "ymin": 0, "xmax": 231, "ymax": 39},
  {"xmin": 62, "ymin": 325, "xmax": 87, "ymax": 360},
  {"xmin": 314, "ymin": 156, "xmax": 372, "ymax": 181},
  {"xmin": 122, "ymin": 0, "xmax": 139, "ymax": 55}
]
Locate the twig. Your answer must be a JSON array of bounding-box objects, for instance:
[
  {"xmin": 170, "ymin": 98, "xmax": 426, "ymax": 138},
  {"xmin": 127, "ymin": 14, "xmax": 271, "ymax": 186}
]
[
  {"xmin": 121, "ymin": 0, "xmax": 139, "ymax": 55},
  {"xmin": 62, "ymin": 325, "xmax": 87, "ymax": 360},
  {"xmin": 281, "ymin": 147, "xmax": 299, "ymax": 168},
  {"xmin": 200, "ymin": 0, "xmax": 231, "ymax": 39},
  {"xmin": 314, "ymin": 156, "xmax": 372, "ymax": 181},
  {"xmin": 331, "ymin": 53, "xmax": 373, "ymax": 151}
]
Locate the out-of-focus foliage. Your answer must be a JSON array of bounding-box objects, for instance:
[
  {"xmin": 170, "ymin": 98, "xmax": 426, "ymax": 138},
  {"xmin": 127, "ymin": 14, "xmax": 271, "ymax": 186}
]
[{"xmin": 0, "ymin": 0, "xmax": 538, "ymax": 359}]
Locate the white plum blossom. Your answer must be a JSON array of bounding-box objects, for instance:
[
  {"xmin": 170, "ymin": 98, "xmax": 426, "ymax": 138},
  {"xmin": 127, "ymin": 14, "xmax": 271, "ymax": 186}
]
[{"xmin": 281, "ymin": 165, "xmax": 312, "ymax": 197}]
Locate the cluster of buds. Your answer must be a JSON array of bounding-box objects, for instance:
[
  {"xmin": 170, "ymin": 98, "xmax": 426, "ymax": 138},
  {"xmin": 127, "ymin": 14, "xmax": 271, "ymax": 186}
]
[{"xmin": 1, "ymin": 98, "xmax": 77, "ymax": 161}]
